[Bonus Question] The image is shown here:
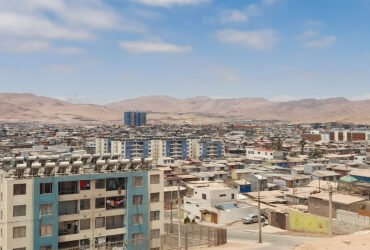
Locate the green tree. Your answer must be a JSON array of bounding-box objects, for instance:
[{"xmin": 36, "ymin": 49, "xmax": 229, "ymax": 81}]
[{"xmin": 299, "ymin": 139, "xmax": 307, "ymax": 154}]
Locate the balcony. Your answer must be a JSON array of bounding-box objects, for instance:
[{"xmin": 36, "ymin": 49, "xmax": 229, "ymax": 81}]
[
  {"xmin": 58, "ymin": 220, "xmax": 79, "ymax": 236},
  {"xmin": 106, "ymin": 196, "xmax": 126, "ymax": 210},
  {"xmin": 58, "ymin": 181, "xmax": 79, "ymax": 195}
]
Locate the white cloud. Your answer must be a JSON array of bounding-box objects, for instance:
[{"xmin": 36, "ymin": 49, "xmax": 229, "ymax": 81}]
[
  {"xmin": 0, "ymin": 40, "xmax": 50, "ymax": 53},
  {"xmin": 216, "ymin": 29, "xmax": 276, "ymax": 50},
  {"xmin": 48, "ymin": 64, "xmax": 78, "ymax": 72},
  {"xmin": 56, "ymin": 47, "xmax": 85, "ymax": 55},
  {"xmin": 304, "ymin": 36, "xmax": 336, "ymax": 48},
  {"xmin": 130, "ymin": 0, "xmax": 210, "ymax": 7},
  {"xmin": 0, "ymin": 0, "xmax": 144, "ymax": 54},
  {"xmin": 220, "ymin": 10, "xmax": 249, "ymax": 23},
  {"xmin": 119, "ymin": 40, "xmax": 192, "ymax": 53},
  {"xmin": 306, "ymin": 19, "xmax": 322, "ymax": 27},
  {"xmin": 295, "ymin": 30, "xmax": 319, "ymax": 40}
]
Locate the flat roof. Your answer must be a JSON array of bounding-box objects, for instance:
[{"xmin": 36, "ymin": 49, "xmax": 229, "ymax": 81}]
[{"xmin": 309, "ymin": 192, "xmax": 366, "ymax": 205}]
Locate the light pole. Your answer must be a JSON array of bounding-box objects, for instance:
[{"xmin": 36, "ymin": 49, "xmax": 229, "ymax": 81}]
[
  {"xmin": 177, "ymin": 180, "xmax": 182, "ymax": 249},
  {"xmin": 257, "ymin": 176, "xmax": 262, "ymax": 244},
  {"xmin": 328, "ymin": 184, "xmax": 333, "ymax": 237}
]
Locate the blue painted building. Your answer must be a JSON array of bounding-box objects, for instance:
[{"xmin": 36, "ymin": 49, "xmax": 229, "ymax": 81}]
[{"xmin": 124, "ymin": 111, "xmax": 147, "ymax": 127}]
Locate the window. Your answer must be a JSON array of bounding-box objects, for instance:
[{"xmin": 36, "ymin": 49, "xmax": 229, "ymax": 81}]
[
  {"xmin": 80, "ymin": 219, "xmax": 90, "ymax": 230},
  {"xmin": 40, "ymin": 183, "xmax": 52, "ymax": 194},
  {"xmin": 133, "ymin": 195, "xmax": 143, "ymax": 205},
  {"xmin": 80, "ymin": 239, "xmax": 90, "ymax": 248},
  {"xmin": 95, "ymin": 198, "xmax": 105, "ymax": 209},
  {"xmin": 219, "ymin": 194, "xmax": 226, "ymax": 197},
  {"xmin": 150, "ymin": 174, "xmax": 160, "ymax": 184},
  {"xmin": 106, "ymin": 196, "xmax": 125, "ymax": 210},
  {"xmin": 95, "ymin": 179, "xmax": 105, "ymax": 189},
  {"xmin": 106, "ymin": 178, "xmax": 125, "ymax": 191},
  {"xmin": 106, "ymin": 215, "xmax": 124, "ymax": 229},
  {"xmin": 40, "ymin": 246, "xmax": 52, "ymax": 250},
  {"xmin": 150, "ymin": 229, "xmax": 160, "ymax": 239},
  {"xmin": 13, "ymin": 184, "xmax": 26, "ymax": 195},
  {"xmin": 132, "ymin": 233, "xmax": 144, "ymax": 244},
  {"xmin": 150, "ymin": 193, "xmax": 160, "ymax": 203},
  {"xmin": 58, "ymin": 181, "xmax": 78, "ymax": 195},
  {"xmin": 231, "ymin": 194, "xmax": 235, "ymax": 200},
  {"xmin": 80, "ymin": 199, "xmax": 90, "ymax": 210},
  {"xmin": 40, "ymin": 224, "xmax": 52, "ymax": 236},
  {"xmin": 13, "ymin": 205, "xmax": 26, "ymax": 217},
  {"xmin": 133, "ymin": 176, "xmax": 143, "ymax": 187},
  {"xmin": 58, "ymin": 200, "xmax": 78, "ymax": 215},
  {"xmin": 13, "ymin": 226, "xmax": 26, "ymax": 238},
  {"xmin": 150, "ymin": 211, "xmax": 160, "ymax": 221},
  {"xmin": 202, "ymin": 194, "xmax": 207, "ymax": 200},
  {"xmin": 40, "ymin": 204, "xmax": 52, "ymax": 216},
  {"xmin": 132, "ymin": 214, "xmax": 144, "ymax": 224},
  {"xmin": 79, "ymin": 180, "xmax": 90, "ymax": 191},
  {"xmin": 13, "ymin": 248, "xmax": 26, "ymax": 250},
  {"xmin": 95, "ymin": 217, "xmax": 105, "ymax": 228}
]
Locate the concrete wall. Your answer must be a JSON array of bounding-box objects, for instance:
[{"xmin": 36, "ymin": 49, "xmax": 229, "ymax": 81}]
[
  {"xmin": 289, "ymin": 210, "xmax": 329, "ymax": 235},
  {"xmin": 333, "ymin": 209, "xmax": 370, "ymax": 234},
  {"xmin": 217, "ymin": 206, "xmax": 259, "ymax": 225}
]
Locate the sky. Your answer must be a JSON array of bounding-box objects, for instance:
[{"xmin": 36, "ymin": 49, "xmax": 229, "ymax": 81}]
[{"xmin": 1, "ymin": 0, "xmax": 370, "ymax": 104}]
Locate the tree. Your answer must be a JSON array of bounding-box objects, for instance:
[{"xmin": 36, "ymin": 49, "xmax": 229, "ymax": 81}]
[
  {"xmin": 273, "ymin": 138, "xmax": 284, "ymax": 151},
  {"xmin": 299, "ymin": 139, "xmax": 307, "ymax": 154}
]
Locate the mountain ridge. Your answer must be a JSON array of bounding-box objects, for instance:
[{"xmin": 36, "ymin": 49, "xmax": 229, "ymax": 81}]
[{"xmin": 1, "ymin": 93, "xmax": 370, "ymax": 124}]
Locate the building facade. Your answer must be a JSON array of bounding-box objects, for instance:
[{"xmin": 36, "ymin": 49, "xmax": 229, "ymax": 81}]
[
  {"xmin": 0, "ymin": 155, "xmax": 164, "ymax": 250},
  {"xmin": 124, "ymin": 112, "xmax": 147, "ymax": 127}
]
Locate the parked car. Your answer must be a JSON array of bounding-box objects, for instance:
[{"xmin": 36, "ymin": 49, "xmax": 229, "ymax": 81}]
[{"xmin": 242, "ymin": 214, "xmax": 265, "ymax": 224}]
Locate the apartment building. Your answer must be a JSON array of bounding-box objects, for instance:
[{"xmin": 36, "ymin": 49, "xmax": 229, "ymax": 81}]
[
  {"xmin": 124, "ymin": 111, "xmax": 147, "ymax": 127},
  {"xmin": 330, "ymin": 130, "xmax": 370, "ymax": 142},
  {"xmin": 96, "ymin": 137, "xmax": 225, "ymax": 161},
  {"xmin": 0, "ymin": 155, "xmax": 164, "ymax": 250}
]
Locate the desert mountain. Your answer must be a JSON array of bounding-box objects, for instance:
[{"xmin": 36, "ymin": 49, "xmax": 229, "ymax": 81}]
[{"xmin": 1, "ymin": 93, "xmax": 370, "ymax": 124}]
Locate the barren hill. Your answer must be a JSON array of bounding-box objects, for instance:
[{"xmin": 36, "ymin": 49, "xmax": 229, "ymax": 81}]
[{"xmin": 1, "ymin": 93, "xmax": 370, "ymax": 124}]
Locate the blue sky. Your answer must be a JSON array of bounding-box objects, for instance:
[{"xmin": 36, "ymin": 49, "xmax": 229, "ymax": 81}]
[{"xmin": 1, "ymin": 0, "xmax": 370, "ymax": 104}]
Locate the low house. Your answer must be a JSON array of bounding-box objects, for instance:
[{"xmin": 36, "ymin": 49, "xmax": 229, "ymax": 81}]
[
  {"xmin": 311, "ymin": 170, "xmax": 341, "ymax": 182},
  {"xmin": 308, "ymin": 192, "xmax": 367, "ymax": 218},
  {"xmin": 183, "ymin": 184, "xmax": 258, "ymax": 224}
]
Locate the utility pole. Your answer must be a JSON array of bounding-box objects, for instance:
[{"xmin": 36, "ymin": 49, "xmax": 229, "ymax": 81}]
[
  {"xmin": 177, "ymin": 180, "xmax": 181, "ymax": 249},
  {"xmin": 292, "ymin": 180, "xmax": 296, "ymax": 205},
  {"xmin": 170, "ymin": 190, "xmax": 173, "ymax": 233},
  {"xmin": 257, "ymin": 178, "xmax": 262, "ymax": 244},
  {"xmin": 328, "ymin": 184, "xmax": 333, "ymax": 237}
]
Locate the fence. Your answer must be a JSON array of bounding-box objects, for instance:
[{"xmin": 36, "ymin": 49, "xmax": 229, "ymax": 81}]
[{"xmin": 162, "ymin": 223, "xmax": 227, "ymax": 249}]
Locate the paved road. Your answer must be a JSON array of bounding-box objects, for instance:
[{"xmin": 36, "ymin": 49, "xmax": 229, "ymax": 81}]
[{"xmin": 227, "ymin": 223, "xmax": 323, "ymax": 250}]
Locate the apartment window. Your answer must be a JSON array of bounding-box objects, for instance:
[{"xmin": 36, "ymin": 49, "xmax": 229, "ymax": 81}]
[
  {"xmin": 95, "ymin": 179, "xmax": 105, "ymax": 189},
  {"xmin": 40, "ymin": 224, "xmax": 52, "ymax": 236},
  {"xmin": 80, "ymin": 219, "xmax": 90, "ymax": 230},
  {"xmin": 13, "ymin": 205, "xmax": 26, "ymax": 217},
  {"xmin": 133, "ymin": 176, "xmax": 143, "ymax": 187},
  {"xmin": 132, "ymin": 233, "xmax": 144, "ymax": 244},
  {"xmin": 132, "ymin": 214, "xmax": 144, "ymax": 224},
  {"xmin": 40, "ymin": 246, "xmax": 52, "ymax": 250},
  {"xmin": 150, "ymin": 211, "xmax": 160, "ymax": 221},
  {"xmin": 150, "ymin": 193, "xmax": 160, "ymax": 203},
  {"xmin": 150, "ymin": 174, "xmax": 160, "ymax": 184},
  {"xmin": 202, "ymin": 194, "xmax": 207, "ymax": 200},
  {"xmin": 106, "ymin": 178, "xmax": 125, "ymax": 191},
  {"xmin": 106, "ymin": 196, "xmax": 125, "ymax": 210},
  {"xmin": 150, "ymin": 229, "xmax": 160, "ymax": 240},
  {"xmin": 80, "ymin": 239, "xmax": 90, "ymax": 248},
  {"xmin": 80, "ymin": 199, "xmax": 90, "ymax": 210},
  {"xmin": 231, "ymin": 194, "xmax": 235, "ymax": 200},
  {"xmin": 58, "ymin": 181, "xmax": 78, "ymax": 195},
  {"xmin": 13, "ymin": 184, "xmax": 26, "ymax": 195},
  {"xmin": 106, "ymin": 234, "xmax": 124, "ymax": 244},
  {"xmin": 133, "ymin": 195, "xmax": 143, "ymax": 205},
  {"xmin": 80, "ymin": 180, "xmax": 90, "ymax": 191},
  {"xmin": 40, "ymin": 204, "xmax": 52, "ymax": 216},
  {"xmin": 95, "ymin": 217, "xmax": 105, "ymax": 228},
  {"xmin": 106, "ymin": 215, "xmax": 124, "ymax": 229},
  {"xmin": 13, "ymin": 248, "xmax": 26, "ymax": 250},
  {"xmin": 95, "ymin": 198, "xmax": 105, "ymax": 209},
  {"xmin": 13, "ymin": 226, "xmax": 26, "ymax": 238},
  {"xmin": 40, "ymin": 183, "xmax": 52, "ymax": 194},
  {"xmin": 59, "ymin": 200, "xmax": 78, "ymax": 215}
]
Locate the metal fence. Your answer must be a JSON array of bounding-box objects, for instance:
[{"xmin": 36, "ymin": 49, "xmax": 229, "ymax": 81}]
[{"xmin": 162, "ymin": 223, "xmax": 227, "ymax": 250}]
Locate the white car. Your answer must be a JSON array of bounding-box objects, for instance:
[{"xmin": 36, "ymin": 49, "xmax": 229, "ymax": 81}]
[{"xmin": 242, "ymin": 214, "xmax": 265, "ymax": 224}]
